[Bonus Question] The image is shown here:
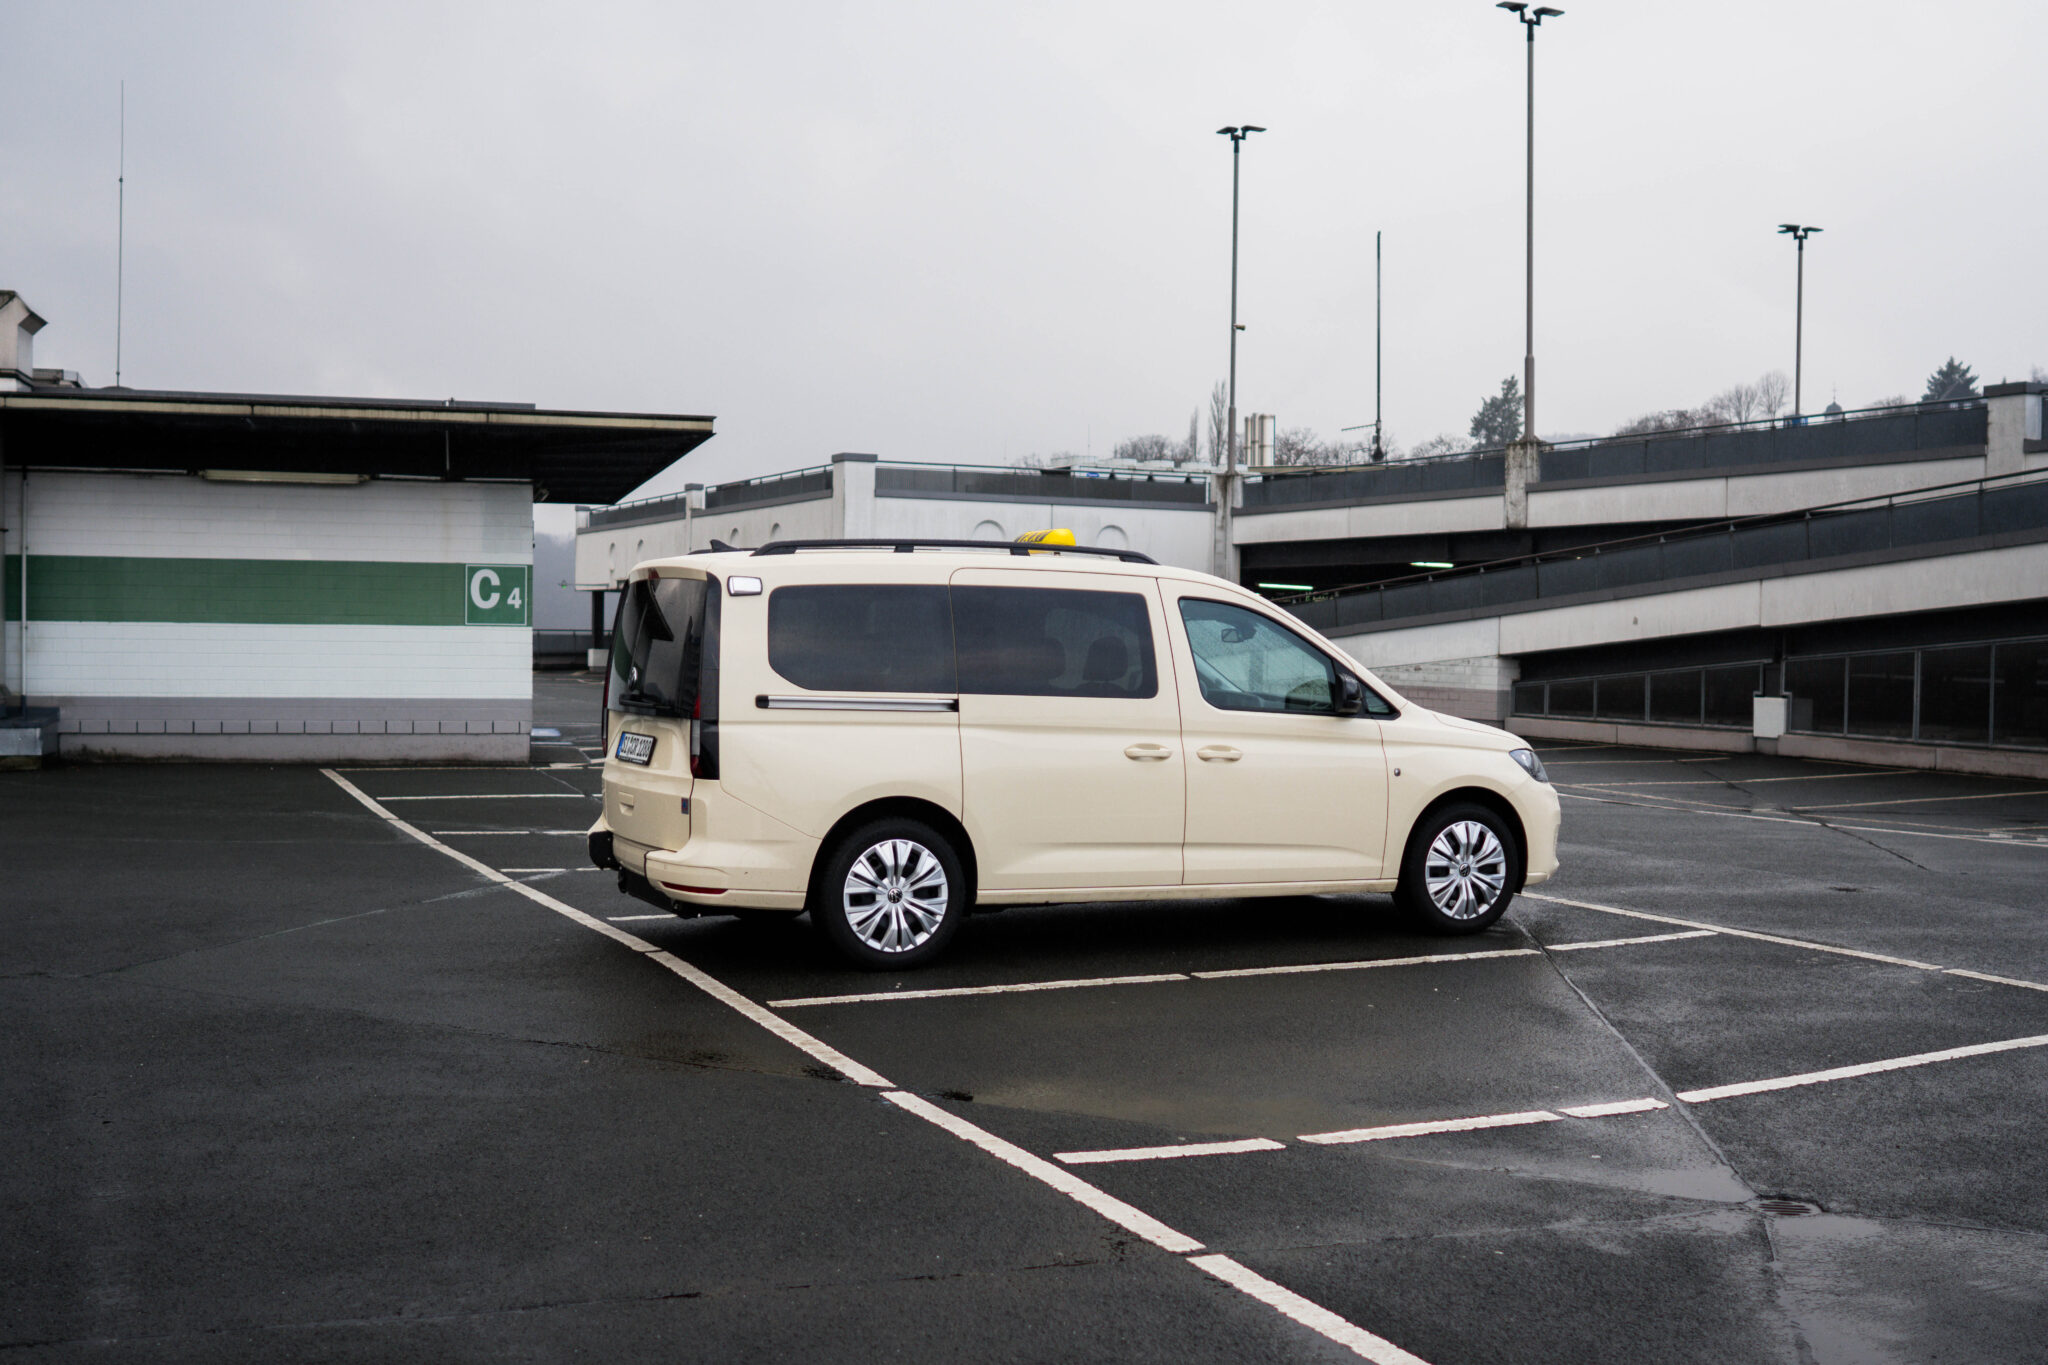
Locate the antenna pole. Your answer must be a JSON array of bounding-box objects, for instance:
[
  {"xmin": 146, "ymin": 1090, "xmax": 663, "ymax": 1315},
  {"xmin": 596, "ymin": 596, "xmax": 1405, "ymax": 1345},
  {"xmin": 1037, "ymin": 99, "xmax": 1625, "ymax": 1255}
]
[{"xmin": 116, "ymin": 81, "xmax": 126, "ymax": 387}]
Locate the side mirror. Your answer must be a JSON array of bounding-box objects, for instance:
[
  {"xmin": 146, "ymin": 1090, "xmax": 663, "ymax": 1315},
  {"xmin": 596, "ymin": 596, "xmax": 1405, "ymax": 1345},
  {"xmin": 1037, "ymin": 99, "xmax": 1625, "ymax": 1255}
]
[{"xmin": 1334, "ymin": 672, "xmax": 1364, "ymax": 716}]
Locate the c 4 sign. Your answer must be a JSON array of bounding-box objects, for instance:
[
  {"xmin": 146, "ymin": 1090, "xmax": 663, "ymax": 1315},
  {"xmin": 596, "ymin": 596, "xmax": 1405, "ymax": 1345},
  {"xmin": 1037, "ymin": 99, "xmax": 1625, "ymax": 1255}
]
[{"xmin": 464, "ymin": 565, "xmax": 532, "ymax": 626}]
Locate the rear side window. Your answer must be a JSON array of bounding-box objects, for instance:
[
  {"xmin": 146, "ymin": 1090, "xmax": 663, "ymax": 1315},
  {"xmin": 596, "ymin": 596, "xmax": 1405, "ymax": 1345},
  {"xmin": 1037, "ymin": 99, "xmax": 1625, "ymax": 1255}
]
[
  {"xmin": 768, "ymin": 585, "xmax": 956, "ymax": 692},
  {"xmin": 953, "ymin": 587, "xmax": 1157, "ymax": 699},
  {"xmin": 609, "ymin": 576, "xmax": 714, "ymax": 716}
]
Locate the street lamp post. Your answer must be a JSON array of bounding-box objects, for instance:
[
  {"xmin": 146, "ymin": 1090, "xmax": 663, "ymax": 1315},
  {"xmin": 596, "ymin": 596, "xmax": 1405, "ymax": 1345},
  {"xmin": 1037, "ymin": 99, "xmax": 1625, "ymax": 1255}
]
[
  {"xmin": 1498, "ymin": 3, "xmax": 1561, "ymax": 445},
  {"xmin": 1214, "ymin": 124, "xmax": 1264, "ymax": 578},
  {"xmin": 1778, "ymin": 224, "xmax": 1822, "ymax": 417}
]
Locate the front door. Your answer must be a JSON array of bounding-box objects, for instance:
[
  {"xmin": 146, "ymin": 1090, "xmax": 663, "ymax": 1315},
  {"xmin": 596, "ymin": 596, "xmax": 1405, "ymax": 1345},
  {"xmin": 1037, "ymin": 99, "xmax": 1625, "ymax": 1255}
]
[
  {"xmin": 951, "ymin": 569, "xmax": 1185, "ymax": 890},
  {"xmin": 1166, "ymin": 593, "xmax": 1389, "ymax": 885}
]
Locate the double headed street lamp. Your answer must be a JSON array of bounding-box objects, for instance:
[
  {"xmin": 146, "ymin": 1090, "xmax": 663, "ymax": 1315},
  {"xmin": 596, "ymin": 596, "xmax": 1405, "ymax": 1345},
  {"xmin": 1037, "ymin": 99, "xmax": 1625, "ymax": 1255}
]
[
  {"xmin": 1216, "ymin": 125, "xmax": 1265, "ymax": 476},
  {"xmin": 1778, "ymin": 224, "xmax": 1822, "ymax": 417},
  {"xmin": 1498, "ymin": 2, "xmax": 1561, "ymax": 445},
  {"xmin": 1212, "ymin": 124, "xmax": 1264, "ymax": 580}
]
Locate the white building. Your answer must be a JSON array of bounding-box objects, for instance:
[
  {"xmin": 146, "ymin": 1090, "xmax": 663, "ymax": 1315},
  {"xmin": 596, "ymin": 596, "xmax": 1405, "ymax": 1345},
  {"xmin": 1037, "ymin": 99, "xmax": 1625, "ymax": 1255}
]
[{"xmin": 0, "ymin": 291, "xmax": 712, "ymax": 763}]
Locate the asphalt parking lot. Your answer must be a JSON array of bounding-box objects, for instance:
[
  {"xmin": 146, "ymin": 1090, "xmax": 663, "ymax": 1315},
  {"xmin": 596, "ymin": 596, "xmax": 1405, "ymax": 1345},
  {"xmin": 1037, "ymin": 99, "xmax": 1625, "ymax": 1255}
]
[{"xmin": 7, "ymin": 672, "xmax": 2048, "ymax": 1363}]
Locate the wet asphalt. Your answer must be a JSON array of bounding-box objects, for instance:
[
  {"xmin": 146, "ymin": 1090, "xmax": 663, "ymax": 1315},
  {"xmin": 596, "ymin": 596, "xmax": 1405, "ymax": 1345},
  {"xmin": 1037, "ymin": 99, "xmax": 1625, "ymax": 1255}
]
[{"xmin": 5, "ymin": 672, "xmax": 2047, "ymax": 1363}]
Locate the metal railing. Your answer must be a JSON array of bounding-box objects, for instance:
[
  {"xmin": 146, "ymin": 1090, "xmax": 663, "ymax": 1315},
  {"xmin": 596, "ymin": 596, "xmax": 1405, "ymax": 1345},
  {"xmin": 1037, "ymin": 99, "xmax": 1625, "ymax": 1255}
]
[
  {"xmin": 1279, "ymin": 465, "xmax": 2048, "ymax": 634},
  {"xmin": 876, "ymin": 461, "xmax": 1211, "ymax": 506},
  {"xmin": 1240, "ymin": 399, "xmax": 1988, "ymax": 512},
  {"xmin": 579, "ymin": 465, "xmax": 834, "ymax": 530}
]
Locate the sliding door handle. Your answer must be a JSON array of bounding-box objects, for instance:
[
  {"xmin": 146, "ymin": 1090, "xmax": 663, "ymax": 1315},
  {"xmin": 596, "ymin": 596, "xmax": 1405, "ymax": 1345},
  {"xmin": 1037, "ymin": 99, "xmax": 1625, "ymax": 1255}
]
[
  {"xmin": 1124, "ymin": 743, "xmax": 1174, "ymax": 761},
  {"xmin": 1197, "ymin": 745, "xmax": 1243, "ymax": 762}
]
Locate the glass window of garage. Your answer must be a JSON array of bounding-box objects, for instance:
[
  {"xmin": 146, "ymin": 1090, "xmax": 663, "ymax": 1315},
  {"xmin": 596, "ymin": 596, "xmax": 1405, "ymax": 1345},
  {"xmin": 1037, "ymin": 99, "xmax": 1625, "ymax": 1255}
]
[
  {"xmin": 767, "ymin": 585, "xmax": 956, "ymax": 692},
  {"xmin": 1179, "ymin": 598, "xmax": 1391, "ymax": 714},
  {"xmin": 952, "ymin": 587, "xmax": 1157, "ymax": 698}
]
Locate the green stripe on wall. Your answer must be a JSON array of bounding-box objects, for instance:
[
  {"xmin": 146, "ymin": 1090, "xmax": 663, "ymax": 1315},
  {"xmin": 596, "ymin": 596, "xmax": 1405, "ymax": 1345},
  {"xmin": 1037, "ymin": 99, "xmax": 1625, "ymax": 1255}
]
[{"xmin": 6, "ymin": 556, "xmax": 530, "ymax": 626}]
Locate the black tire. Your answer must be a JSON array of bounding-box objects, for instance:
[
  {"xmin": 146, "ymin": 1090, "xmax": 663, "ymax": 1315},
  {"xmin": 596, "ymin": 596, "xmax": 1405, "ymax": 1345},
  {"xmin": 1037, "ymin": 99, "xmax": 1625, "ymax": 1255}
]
[
  {"xmin": 1394, "ymin": 802, "xmax": 1521, "ymax": 935},
  {"xmin": 811, "ymin": 818, "xmax": 968, "ymax": 969}
]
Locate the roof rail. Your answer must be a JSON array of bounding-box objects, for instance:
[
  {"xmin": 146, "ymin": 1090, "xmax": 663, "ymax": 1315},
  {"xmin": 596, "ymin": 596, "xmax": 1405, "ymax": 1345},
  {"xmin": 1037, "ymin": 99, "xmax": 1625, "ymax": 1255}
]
[{"xmin": 751, "ymin": 537, "xmax": 1158, "ymax": 565}]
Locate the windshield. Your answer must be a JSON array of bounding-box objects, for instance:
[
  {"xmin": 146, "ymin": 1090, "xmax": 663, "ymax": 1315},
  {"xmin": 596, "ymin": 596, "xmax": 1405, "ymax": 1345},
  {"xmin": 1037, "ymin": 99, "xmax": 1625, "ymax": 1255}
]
[{"xmin": 608, "ymin": 576, "xmax": 714, "ymax": 716}]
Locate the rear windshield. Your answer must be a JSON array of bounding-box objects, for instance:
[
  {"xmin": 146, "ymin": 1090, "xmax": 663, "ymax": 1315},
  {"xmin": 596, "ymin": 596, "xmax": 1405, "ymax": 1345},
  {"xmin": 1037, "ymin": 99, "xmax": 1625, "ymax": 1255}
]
[{"xmin": 609, "ymin": 576, "xmax": 715, "ymax": 716}]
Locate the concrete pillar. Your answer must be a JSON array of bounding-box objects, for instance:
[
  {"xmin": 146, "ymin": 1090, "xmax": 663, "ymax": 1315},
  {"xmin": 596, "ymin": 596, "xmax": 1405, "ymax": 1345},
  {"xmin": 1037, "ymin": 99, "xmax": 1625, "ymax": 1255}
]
[
  {"xmin": 1984, "ymin": 381, "xmax": 2043, "ymax": 478},
  {"xmin": 831, "ymin": 452, "xmax": 877, "ymax": 539},
  {"xmin": 587, "ymin": 590, "xmax": 609, "ymax": 670},
  {"xmin": 1504, "ymin": 437, "xmax": 1542, "ymax": 530}
]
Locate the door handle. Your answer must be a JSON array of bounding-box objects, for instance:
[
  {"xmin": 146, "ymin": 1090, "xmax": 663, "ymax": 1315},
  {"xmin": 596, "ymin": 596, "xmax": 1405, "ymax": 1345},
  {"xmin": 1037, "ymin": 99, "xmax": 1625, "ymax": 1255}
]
[
  {"xmin": 1197, "ymin": 745, "xmax": 1243, "ymax": 762},
  {"xmin": 1124, "ymin": 743, "xmax": 1173, "ymax": 761}
]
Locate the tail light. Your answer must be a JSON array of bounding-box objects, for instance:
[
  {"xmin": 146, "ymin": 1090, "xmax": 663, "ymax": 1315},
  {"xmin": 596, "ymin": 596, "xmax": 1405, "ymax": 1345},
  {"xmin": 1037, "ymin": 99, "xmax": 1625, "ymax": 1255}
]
[{"xmin": 689, "ymin": 692, "xmax": 719, "ymax": 780}]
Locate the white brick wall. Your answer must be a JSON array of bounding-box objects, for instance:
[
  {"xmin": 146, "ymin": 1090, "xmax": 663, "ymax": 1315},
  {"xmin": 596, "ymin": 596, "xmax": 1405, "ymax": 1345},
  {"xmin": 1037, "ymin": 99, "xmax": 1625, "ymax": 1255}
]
[
  {"xmin": 23, "ymin": 471, "xmax": 532, "ymax": 563},
  {"xmin": 26, "ymin": 623, "xmax": 531, "ymax": 698}
]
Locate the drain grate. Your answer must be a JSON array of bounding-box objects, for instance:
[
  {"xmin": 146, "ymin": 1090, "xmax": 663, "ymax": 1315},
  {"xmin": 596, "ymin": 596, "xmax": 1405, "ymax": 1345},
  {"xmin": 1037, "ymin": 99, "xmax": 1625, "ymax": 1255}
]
[{"xmin": 1756, "ymin": 1198, "xmax": 1821, "ymax": 1216}]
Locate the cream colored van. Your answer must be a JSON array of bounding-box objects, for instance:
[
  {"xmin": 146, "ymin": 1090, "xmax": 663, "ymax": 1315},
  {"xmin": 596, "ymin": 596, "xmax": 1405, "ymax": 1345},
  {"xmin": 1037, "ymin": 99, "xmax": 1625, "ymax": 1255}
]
[{"xmin": 588, "ymin": 538, "xmax": 1559, "ymax": 968}]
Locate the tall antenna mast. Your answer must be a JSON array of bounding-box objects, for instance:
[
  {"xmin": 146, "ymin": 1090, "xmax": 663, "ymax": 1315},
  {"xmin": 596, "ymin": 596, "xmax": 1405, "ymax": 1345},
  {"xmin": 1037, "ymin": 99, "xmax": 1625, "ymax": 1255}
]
[{"xmin": 115, "ymin": 81, "xmax": 126, "ymax": 387}]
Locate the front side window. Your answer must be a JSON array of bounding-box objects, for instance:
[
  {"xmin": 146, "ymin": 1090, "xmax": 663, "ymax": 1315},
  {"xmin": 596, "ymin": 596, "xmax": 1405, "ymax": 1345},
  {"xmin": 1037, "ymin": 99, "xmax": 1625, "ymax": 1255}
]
[
  {"xmin": 768, "ymin": 585, "xmax": 955, "ymax": 692},
  {"xmin": 1180, "ymin": 597, "xmax": 1386, "ymax": 715},
  {"xmin": 953, "ymin": 587, "xmax": 1157, "ymax": 698}
]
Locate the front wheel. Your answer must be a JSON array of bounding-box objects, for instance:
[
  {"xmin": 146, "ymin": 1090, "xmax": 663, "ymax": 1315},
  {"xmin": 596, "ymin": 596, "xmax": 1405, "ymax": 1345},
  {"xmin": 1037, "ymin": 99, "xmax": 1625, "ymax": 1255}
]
[
  {"xmin": 812, "ymin": 819, "xmax": 967, "ymax": 969},
  {"xmin": 1395, "ymin": 803, "xmax": 1521, "ymax": 934}
]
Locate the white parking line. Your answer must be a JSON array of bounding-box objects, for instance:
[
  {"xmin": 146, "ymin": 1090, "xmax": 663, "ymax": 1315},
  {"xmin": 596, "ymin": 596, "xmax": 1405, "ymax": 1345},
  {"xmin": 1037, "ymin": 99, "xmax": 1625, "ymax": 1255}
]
[
  {"xmin": 1676, "ymin": 1033, "xmax": 2048, "ymax": 1103},
  {"xmin": 322, "ymin": 769, "xmax": 892, "ymax": 1087},
  {"xmin": 1574, "ymin": 769, "xmax": 1916, "ymax": 787},
  {"xmin": 1300, "ymin": 1109, "xmax": 1564, "ymax": 1146},
  {"xmin": 1559, "ymin": 1098, "xmax": 1668, "ymax": 1118},
  {"xmin": 1792, "ymin": 788, "xmax": 2048, "ymax": 811},
  {"xmin": 1554, "ymin": 790, "xmax": 2048, "ymax": 850},
  {"xmin": 773, "ymin": 936, "xmax": 1713, "ymax": 1009},
  {"xmin": 1548, "ymin": 930, "xmax": 1718, "ymax": 952},
  {"xmin": 1191, "ymin": 948, "xmax": 1539, "ymax": 979},
  {"xmin": 879, "ymin": 1090, "xmax": 1206, "ymax": 1254},
  {"xmin": 1056, "ymin": 1138, "xmax": 1287, "ymax": 1165},
  {"xmin": 770, "ymin": 973, "xmax": 1188, "ymax": 1008},
  {"xmin": 1524, "ymin": 891, "xmax": 2048, "ymax": 992},
  {"xmin": 379, "ymin": 792, "xmax": 598, "ymax": 801},
  {"xmin": 1188, "ymin": 1255, "xmax": 1434, "ymax": 1365},
  {"xmin": 429, "ymin": 830, "xmax": 589, "ymax": 836},
  {"xmin": 323, "ymin": 768, "xmax": 1425, "ymax": 1364},
  {"xmin": 607, "ymin": 913, "xmax": 677, "ymax": 922}
]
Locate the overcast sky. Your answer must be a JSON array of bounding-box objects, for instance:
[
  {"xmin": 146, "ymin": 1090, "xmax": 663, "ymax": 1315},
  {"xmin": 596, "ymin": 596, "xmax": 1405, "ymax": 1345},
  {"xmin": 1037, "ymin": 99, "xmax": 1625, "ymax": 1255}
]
[{"xmin": 6, "ymin": 0, "xmax": 2044, "ymax": 532}]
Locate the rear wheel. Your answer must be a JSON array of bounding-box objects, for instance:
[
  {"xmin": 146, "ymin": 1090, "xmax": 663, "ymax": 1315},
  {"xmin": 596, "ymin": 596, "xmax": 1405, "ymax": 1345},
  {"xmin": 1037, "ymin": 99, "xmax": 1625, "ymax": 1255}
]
[
  {"xmin": 1395, "ymin": 802, "xmax": 1520, "ymax": 934},
  {"xmin": 812, "ymin": 819, "xmax": 967, "ymax": 969}
]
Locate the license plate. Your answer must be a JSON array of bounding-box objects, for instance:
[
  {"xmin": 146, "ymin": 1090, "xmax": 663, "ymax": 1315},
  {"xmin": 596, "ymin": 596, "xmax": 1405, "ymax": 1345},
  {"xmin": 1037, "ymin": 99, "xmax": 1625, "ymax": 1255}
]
[{"xmin": 615, "ymin": 732, "xmax": 656, "ymax": 766}]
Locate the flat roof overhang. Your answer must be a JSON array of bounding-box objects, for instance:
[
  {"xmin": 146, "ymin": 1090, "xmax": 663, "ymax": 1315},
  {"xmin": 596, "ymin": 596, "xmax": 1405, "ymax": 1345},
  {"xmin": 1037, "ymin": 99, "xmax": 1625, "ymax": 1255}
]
[{"xmin": 0, "ymin": 388, "xmax": 714, "ymax": 504}]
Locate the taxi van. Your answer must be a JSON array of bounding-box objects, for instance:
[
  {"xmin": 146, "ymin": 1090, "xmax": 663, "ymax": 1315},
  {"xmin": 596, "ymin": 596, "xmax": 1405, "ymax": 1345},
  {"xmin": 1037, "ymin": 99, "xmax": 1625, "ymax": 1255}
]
[{"xmin": 588, "ymin": 537, "xmax": 1559, "ymax": 968}]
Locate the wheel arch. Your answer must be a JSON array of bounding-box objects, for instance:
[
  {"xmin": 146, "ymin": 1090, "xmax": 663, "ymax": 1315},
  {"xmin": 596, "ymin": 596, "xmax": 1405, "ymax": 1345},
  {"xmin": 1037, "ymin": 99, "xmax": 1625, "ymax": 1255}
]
[
  {"xmin": 808, "ymin": 797, "xmax": 980, "ymax": 908},
  {"xmin": 1402, "ymin": 786, "xmax": 1530, "ymax": 892}
]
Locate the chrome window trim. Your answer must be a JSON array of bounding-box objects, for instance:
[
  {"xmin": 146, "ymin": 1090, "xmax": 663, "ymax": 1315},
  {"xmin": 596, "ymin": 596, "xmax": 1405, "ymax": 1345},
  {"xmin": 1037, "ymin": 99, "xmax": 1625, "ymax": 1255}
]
[{"xmin": 755, "ymin": 694, "xmax": 960, "ymax": 712}]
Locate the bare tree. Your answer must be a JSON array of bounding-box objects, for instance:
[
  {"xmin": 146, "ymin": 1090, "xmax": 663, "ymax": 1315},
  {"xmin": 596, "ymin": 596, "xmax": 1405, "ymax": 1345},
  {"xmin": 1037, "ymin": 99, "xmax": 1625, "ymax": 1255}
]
[
  {"xmin": 1112, "ymin": 433, "xmax": 1176, "ymax": 463},
  {"xmin": 1206, "ymin": 381, "xmax": 1228, "ymax": 466},
  {"xmin": 1182, "ymin": 409, "xmax": 1199, "ymax": 465},
  {"xmin": 1704, "ymin": 382, "xmax": 1764, "ymax": 424},
  {"xmin": 1408, "ymin": 433, "xmax": 1467, "ymax": 459},
  {"xmin": 1754, "ymin": 371, "xmax": 1790, "ymax": 417},
  {"xmin": 1614, "ymin": 408, "xmax": 1710, "ymax": 436}
]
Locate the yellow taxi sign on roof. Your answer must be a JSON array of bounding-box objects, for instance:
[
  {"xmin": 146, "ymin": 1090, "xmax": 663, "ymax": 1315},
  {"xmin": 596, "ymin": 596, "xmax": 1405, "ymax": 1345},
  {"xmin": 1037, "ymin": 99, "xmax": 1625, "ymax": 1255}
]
[{"xmin": 1015, "ymin": 528, "xmax": 1077, "ymax": 547}]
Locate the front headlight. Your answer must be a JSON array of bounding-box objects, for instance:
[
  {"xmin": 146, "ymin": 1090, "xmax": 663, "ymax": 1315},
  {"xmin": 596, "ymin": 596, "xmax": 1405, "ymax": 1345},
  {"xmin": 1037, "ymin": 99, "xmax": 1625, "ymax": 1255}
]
[{"xmin": 1509, "ymin": 748, "xmax": 1549, "ymax": 783}]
